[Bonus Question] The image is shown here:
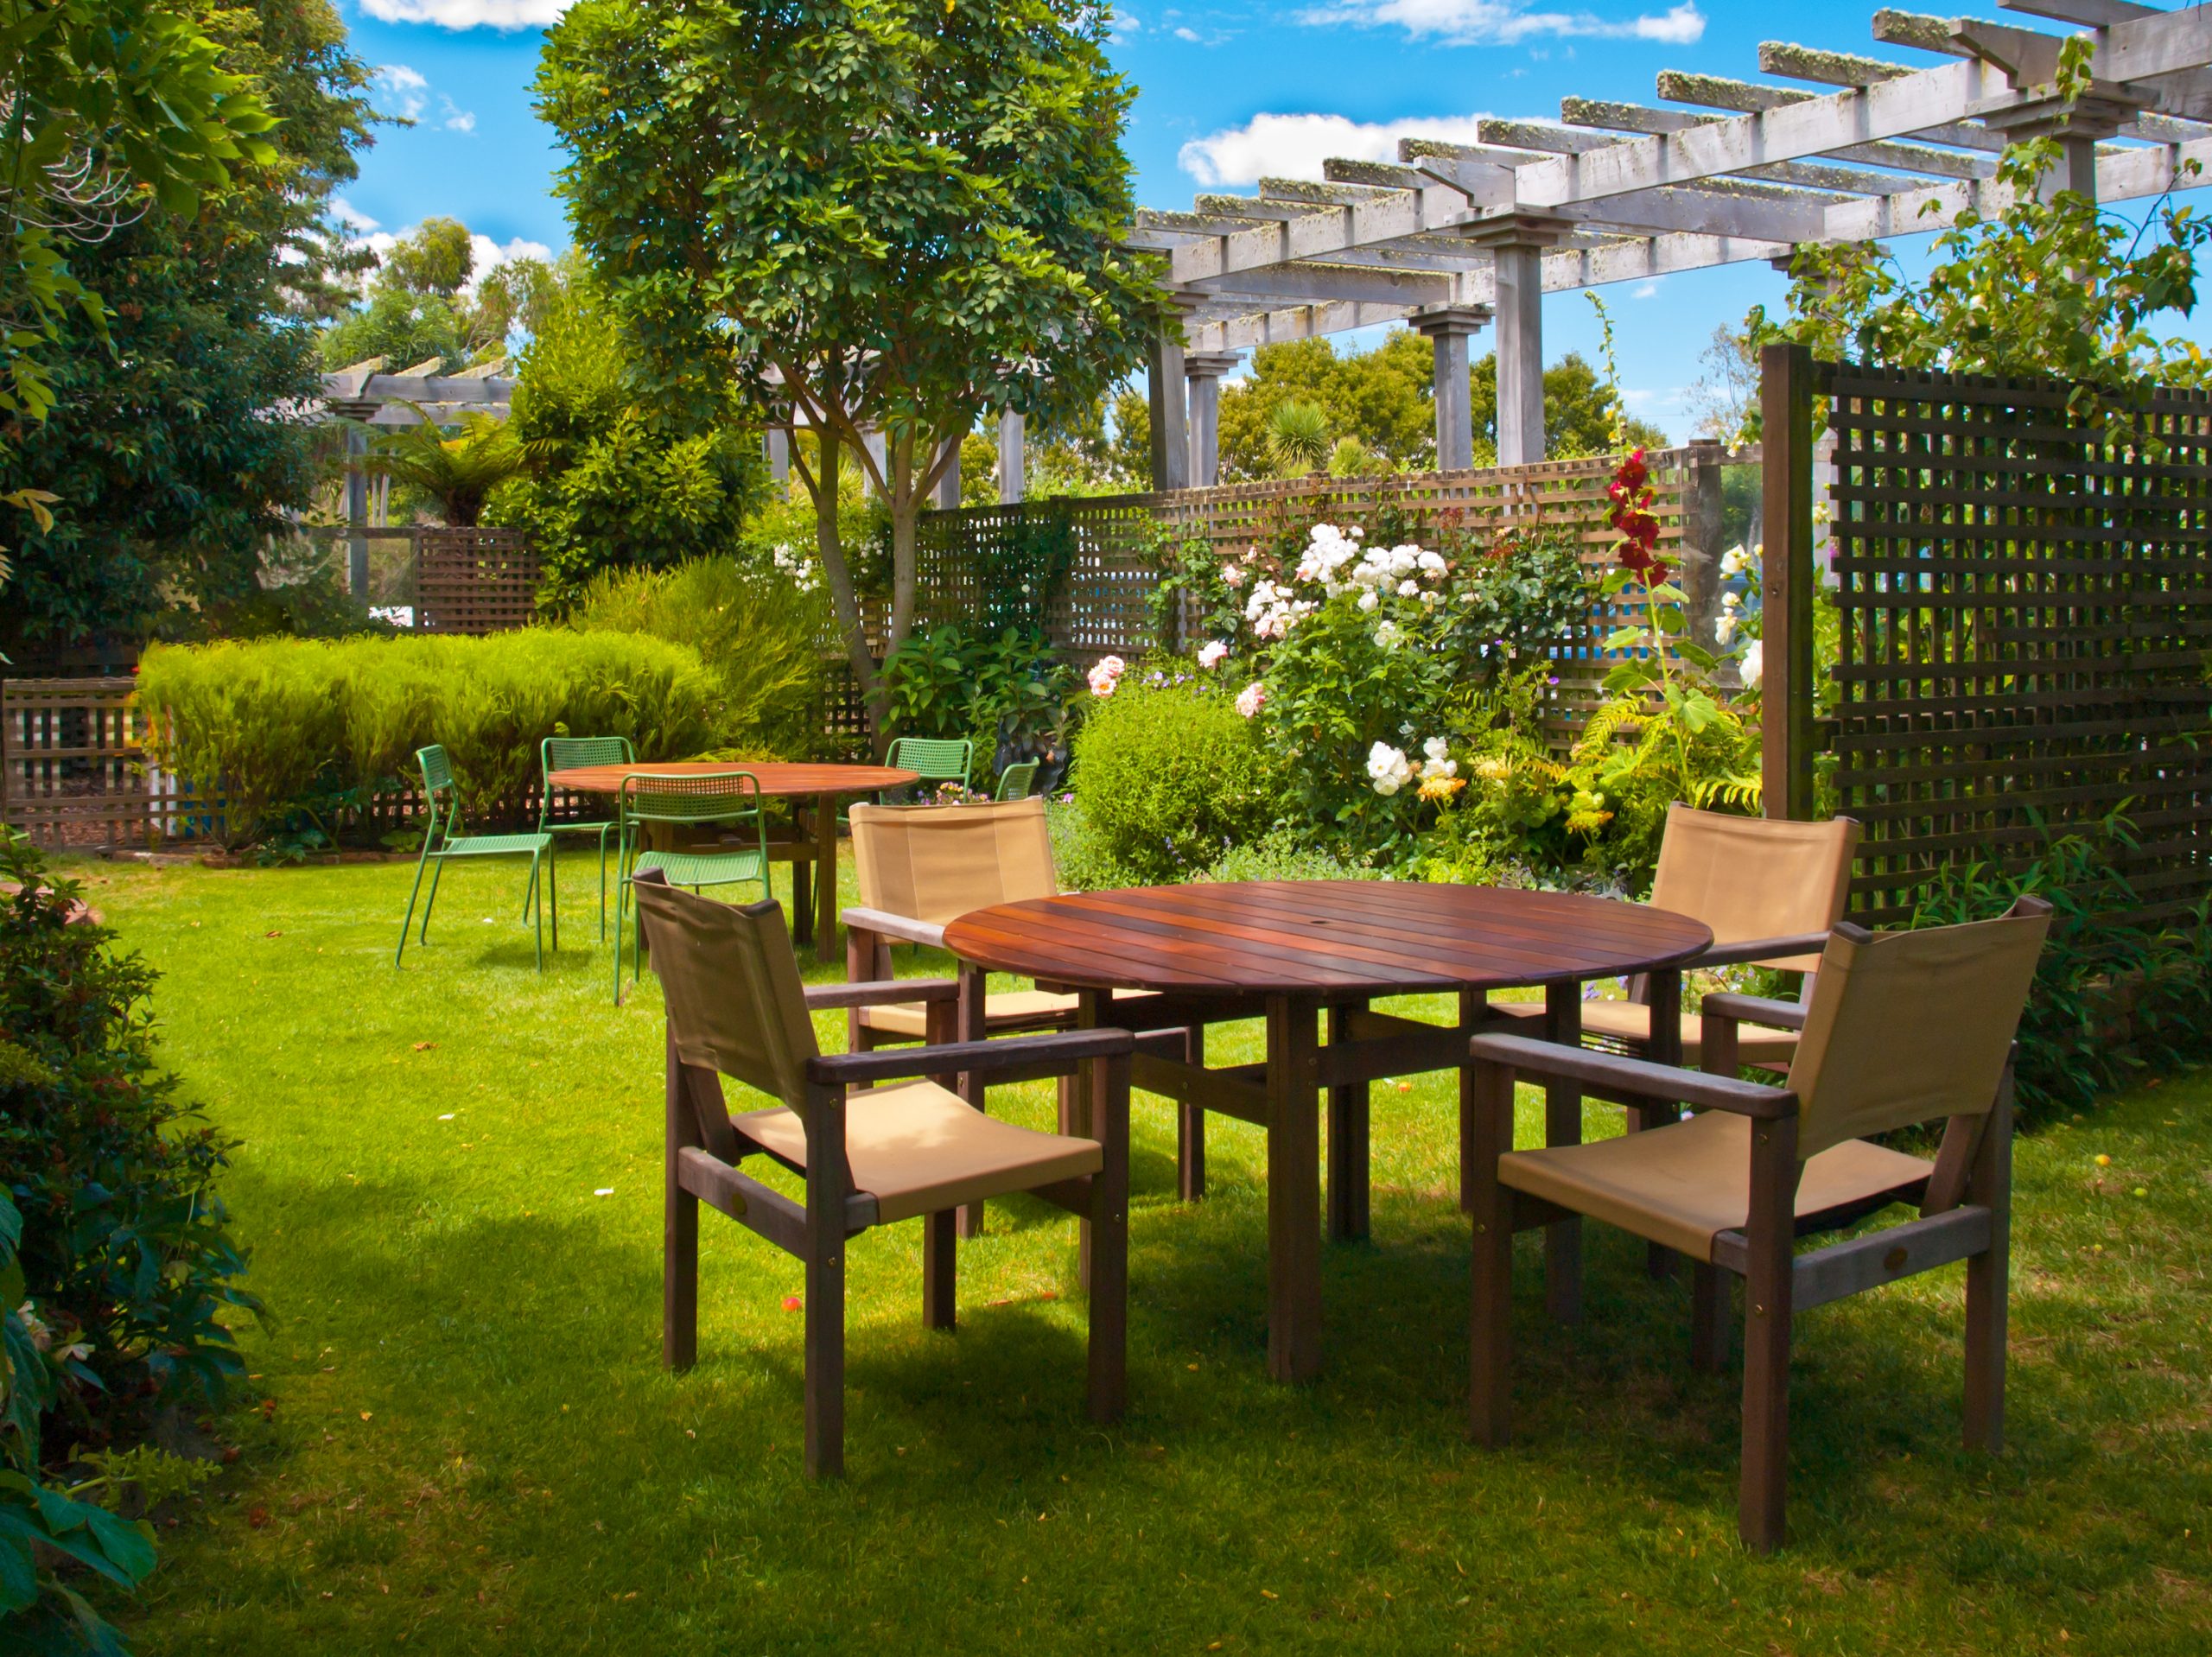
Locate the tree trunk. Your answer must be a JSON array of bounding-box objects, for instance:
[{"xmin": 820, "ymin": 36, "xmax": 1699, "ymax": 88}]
[{"xmin": 800, "ymin": 434, "xmax": 881, "ymax": 746}]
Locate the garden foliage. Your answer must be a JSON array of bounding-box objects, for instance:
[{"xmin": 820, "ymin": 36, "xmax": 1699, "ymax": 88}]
[
  {"xmin": 136, "ymin": 632, "xmax": 723, "ymax": 848},
  {"xmin": 569, "ymin": 556, "xmax": 830, "ymax": 760},
  {"xmin": 1064, "ymin": 680, "xmax": 1276, "ymax": 886}
]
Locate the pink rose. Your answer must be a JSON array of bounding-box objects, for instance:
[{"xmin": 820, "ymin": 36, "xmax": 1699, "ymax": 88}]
[
  {"xmin": 1221, "ymin": 563, "xmax": 1246, "ymax": 587},
  {"xmin": 1235, "ymin": 682, "xmax": 1267, "ymax": 719}
]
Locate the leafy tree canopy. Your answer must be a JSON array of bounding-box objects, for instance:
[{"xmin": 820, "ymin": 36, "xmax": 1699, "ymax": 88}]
[
  {"xmin": 537, "ymin": 0, "xmax": 1160, "ymax": 735},
  {"xmin": 0, "ymin": 0, "xmax": 373, "ymax": 655},
  {"xmin": 319, "ymin": 218, "xmax": 546, "ymax": 373}
]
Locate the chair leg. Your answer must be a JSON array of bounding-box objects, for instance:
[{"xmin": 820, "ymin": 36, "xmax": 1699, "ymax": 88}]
[
  {"xmin": 1690, "ymin": 1262, "xmax": 1729, "ymax": 1374},
  {"xmin": 664, "ymin": 1170, "xmax": 698, "ymax": 1372},
  {"xmin": 1963, "ymin": 1072, "xmax": 2014, "ymax": 1454},
  {"xmin": 1738, "ymin": 1117, "xmax": 1800, "ymax": 1552},
  {"xmin": 922, "ymin": 1209, "xmax": 956, "ymax": 1332},
  {"xmin": 955, "ymin": 962, "xmax": 989, "ymax": 1239},
  {"xmin": 395, "ymin": 848, "xmax": 434, "ymax": 966},
  {"xmin": 804, "ymin": 1089, "xmax": 849, "ymax": 1480},
  {"xmin": 597, "ymin": 823, "xmax": 612, "ymax": 941},
  {"xmin": 546, "ymin": 841, "xmax": 558, "ymax": 953},
  {"xmin": 1086, "ymin": 1052, "xmax": 1130, "ymax": 1425},
  {"xmin": 418, "ymin": 858, "xmax": 448, "ymax": 943},
  {"xmin": 1178, "ymin": 1024, "xmax": 1206, "ymax": 1203},
  {"xmin": 612, "ymin": 871, "xmax": 627, "ymax": 1005},
  {"xmin": 530, "ymin": 853, "xmax": 544, "ymax": 972}
]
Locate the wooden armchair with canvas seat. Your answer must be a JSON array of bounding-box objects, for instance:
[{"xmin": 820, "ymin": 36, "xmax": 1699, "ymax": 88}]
[
  {"xmin": 632, "ymin": 868, "xmax": 1134, "ymax": 1478},
  {"xmin": 842, "ymin": 797, "xmax": 1212, "ymax": 1228},
  {"xmin": 1462, "ymin": 897, "xmax": 2050, "ymax": 1550},
  {"xmin": 1492, "ymin": 804, "xmax": 1860, "ymax": 1072}
]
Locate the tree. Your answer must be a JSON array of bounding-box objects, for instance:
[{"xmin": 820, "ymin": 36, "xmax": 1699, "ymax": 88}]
[
  {"xmin": 538, "ymin": 0, "xmax": 1159, "ymax": 741},
  {"xmin": 371, "ymin": 409, "xmax": 522, "ymax": 527},
  {"xmin": 1469, "ymin": 351, "xmax": 1669, "ymax": 460},
  {"xmin": 1264, "ymin": 399, "xmax": 1331, "ymax": 479},
  {"xmin": 1686, "ymin": 324, "xmax": 1758, "ymax": 445},
  {"xmin": 483, "ymin": 262, "xmax": 766, "ymax": 608},
  {"xmin": 0, "ymin": 0, "xmax": 373, "ymax": 655},
  {"xmin": 319, "ymin": 218, "xmax": 541, "ymax": 373},
  {"xmin": 1217, "ymin": 332, "xmax": 1434, "ymax": 480}
]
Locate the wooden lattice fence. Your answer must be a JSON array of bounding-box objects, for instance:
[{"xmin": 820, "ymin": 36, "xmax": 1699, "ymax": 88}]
[
  {"xmin": 415, "ymin": 527, "xmax": 537, "ymax": 635},
  {"xmin": 0, "ymin": 678, "xmax": 219, "ymax": 849},
  {"xmin": 883, "ymin": 446, "xmax": 1728, "ymax": 757},
  {"xmin": 1762, "ymin": 345, "xmax": 2212, "ymax": 924}
]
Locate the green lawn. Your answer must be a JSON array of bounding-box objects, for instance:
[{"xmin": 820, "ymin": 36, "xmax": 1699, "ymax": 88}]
[{"xmin": 62, "ymin": 853, "xmax": 2212, "ymax": 1654}]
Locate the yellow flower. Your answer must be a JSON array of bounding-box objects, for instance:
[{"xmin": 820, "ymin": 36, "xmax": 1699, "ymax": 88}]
[
  {"xmin": 1419, "ymin": 773, "xmax": 1466, "ymax": 803},
  {"xmin": 1472, "ymin": 756, "xmax": 1511, "ymax": 783}
]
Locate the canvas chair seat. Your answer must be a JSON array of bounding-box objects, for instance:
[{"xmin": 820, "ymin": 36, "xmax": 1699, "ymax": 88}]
[
  {"xmin": 1492, "ymin": 996, "xmax": 1802, "ymax": 1064},
  {"xmin": 734, "ymin": 1078, "xmax": 1104, "ymax": 1224},
  {"xmin": 1497, "ymin": 1109, "xmax": 1933, "ymax": 1265}
]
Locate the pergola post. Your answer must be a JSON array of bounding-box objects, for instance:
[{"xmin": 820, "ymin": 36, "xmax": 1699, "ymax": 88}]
[
  {"xmin": 1464, "ymin": 216, "xmax": 1573, "ymax": 468},
  {"xmin": 997, "ymin": 410, "xmax": 1026, "ymax": 504},
  {"xmin": 1411, "ymin": 308, "xmax": 1491, "ymax": 473},
  {"xmin": 1182, "ymin": 351, "xmax": 1242, "ymax": 488},
  {"xmin": 1147, "ymin": 308, "xmax": 1192, "ymax": 492},
  {"xmin": 861, "ymin": 430, "xmax": 887, "ymax": 499},
  {"xmin": 765, "ymin": 428, "xmax": 790, "ymax": 486},
  {"xmin": 344, "ymin": 423, "xmax": 370, "ymax": 600}
]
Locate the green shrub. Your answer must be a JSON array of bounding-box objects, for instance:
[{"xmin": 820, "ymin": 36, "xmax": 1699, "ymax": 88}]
[
  {"xmin": 571, "ymin": 556, "xmax": 829, "ymax": 758},
  {"xmin": 0, "ymin": 832, "xmax": 261, "ymax": 1432},
  {"xmin": 1911, "ymin": 817, "xmax": 2212, "ymax": 1122},
  {"xmin": 137, "ymin": 632, "xmax": 722, "ymax": 845},
  {"xmin": 881, "ymin": 624, "xmax": 1078, "ymax": 788},
  {"xmin": 1069, "ymin": 682, "xmax": 1276, "ymax": 883}
]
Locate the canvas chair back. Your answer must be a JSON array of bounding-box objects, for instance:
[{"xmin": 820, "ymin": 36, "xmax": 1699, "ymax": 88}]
[
  {"xmin": 631, "ymin": 873, "xmax": 818, "ymax": 1113},
  {"xmin": 1783, "ymin": 898, "xmax": 2050, "ymax": 1159},
  {"xmin": 1649, "ymin": 805, "xmax": 1861, "ymax": 974},
  {"xmin": 849, "ymin": 796, "xmax": 1058, "ymax": 928}
]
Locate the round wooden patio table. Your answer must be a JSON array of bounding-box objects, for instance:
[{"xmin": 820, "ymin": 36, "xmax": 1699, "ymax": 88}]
[
  {"xmin": 944, "ymin": 880, "xmax": 1713, "ymax": 1382},
  {"xmin": 547, "ymin": 760, "xmax": 917, "ymax": 952}
]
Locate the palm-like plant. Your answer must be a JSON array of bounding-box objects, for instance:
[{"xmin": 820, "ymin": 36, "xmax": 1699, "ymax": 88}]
[
  {"xmin": 369, "ymin": 405, "xmax": 524, "ymax": 527},
  {"xmin": 1265, "ymin": 399, "xmax": 1332, "ymax": 479}
]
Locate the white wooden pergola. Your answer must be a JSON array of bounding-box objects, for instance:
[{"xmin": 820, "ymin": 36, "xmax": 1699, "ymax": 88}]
[{"xmin": 1128, "ymin": 2, "xmax": 2212, "ymax": 488}]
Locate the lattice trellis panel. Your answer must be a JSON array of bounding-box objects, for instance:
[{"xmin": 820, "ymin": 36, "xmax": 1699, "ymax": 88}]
[
  {"xmin": 0, "ymin": 678, "xmax": 222, "ymax": 849},
  {"xmin": 416, "ymin": 528, "xmax": 537, "ymax": 635},
  {"xmin": 1821, "ymin": 363, "xmax": 2212, "ymax": 924}
]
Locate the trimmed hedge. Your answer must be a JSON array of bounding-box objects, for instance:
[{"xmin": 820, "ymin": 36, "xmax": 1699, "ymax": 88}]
[
  {"xmin": 137, "ymin": 632, "xmax": 722, "ymax": 847},
  {"xmin": 1068, "ymin": 682, "xmax": 1277, "ymax": 884}
]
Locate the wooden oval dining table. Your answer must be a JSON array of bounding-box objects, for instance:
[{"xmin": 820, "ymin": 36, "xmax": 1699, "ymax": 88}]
[
  {"xmin": 944, "ymin": 880, "xmax": 1713, "ymax": 1383},
  {"xmin": 545, "ymin": 760, "xmax": 918, "ymax": 952}
]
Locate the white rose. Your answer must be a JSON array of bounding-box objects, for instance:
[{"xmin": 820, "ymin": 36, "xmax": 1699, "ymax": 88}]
[
  {"xmin": 1423, "ymin": 736, "xmax": 1450, "ymax": 765},
  {"xmin": 1197, "ymin": 640, "xmax": 1230, "ymax": 669},
  {"xmin": 1374, "ymin": 619, "xmax": 1402, "ymax": 649},
  {"xmin": 1719, "ymin": 545, "xmax": 1748, "ymax": 577},
  {"xmin": 1715, "ymin": 613, "xmax": 1738, "ymax": 646},
  {"xmin": 1740, "ymin": 640, "xmax": 1764, "ymax": 689},
  {"xmin": 1397, "ymin": 579, "xmax": 1420, "ymax": 597},
  {"xmin": 1357, "ymin": 589, "xmax": 1379, "ymax": 613}
]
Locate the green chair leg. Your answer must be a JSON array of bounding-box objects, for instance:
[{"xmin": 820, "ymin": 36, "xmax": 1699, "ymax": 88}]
[
  {"xmin": 396, "ymin": 848, "xmax": 435, "ymax": 966},
  {"xmin": 419, "ymin": 859, "xmax": 448, "ymax": 943},
  {"xmin": 548, "ymin": 841, "xmax": 559, "ymax": 953},
  {"xmin": 597, "ymin": 822, "xmax": 613, "ymax": 941},
  {"xmin": 531, "ymin": 850, "xmax": 544, "ymax": 972}
]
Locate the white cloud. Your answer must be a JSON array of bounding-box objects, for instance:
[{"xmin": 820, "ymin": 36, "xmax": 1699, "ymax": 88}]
[
  {"xmin": 1631, "ymin": 281, "xmax": 1658, "ymax": 299},
  {"xmin": 441, "ymin": 96, "xmax": 476, "ymax": 133},
  {"xmin": 329, "ymin": 195, "xmax": 380, "ymax": 234},
  {"xmin": 1174, "ymin": 24, "xmax": 1200, "ymax": 39},
  {"xmin": 1179, "ymin": 111, "xmax": 1491, "ymax": 187},
  {"xmin": 1108, "ymin": 6, "xmax": 1140, "ymax": 39},
  {"xmin": 467, "ymin": 234, "xmax": 555, "ymax": 292},
  {"xmin": 1298, "ymin": 0, "xmax": 1703, "ymax": 48},
  {"xmin": 358, "ymin": 0, "xmax": 569, "ymax": 27},
  {"xmin": 372, "ymin": 64, "xmax": 429, "ymax": 123}
]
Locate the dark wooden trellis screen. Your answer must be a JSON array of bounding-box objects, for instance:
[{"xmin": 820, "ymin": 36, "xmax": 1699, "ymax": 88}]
[{"xmin": 1762, "ymin": 345, "xmax": 2212, "ymax": 924}]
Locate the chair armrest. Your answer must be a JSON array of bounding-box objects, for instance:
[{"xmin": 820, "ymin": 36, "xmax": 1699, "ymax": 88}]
[
  {"xmin": 840, "ymin": 906, "xmax": 947, "ymax": 950},
  {"xmin": 1700, "ymin": 992, "xmax": 1810, "ymax": 1032},
  {"xmin": 1467, "ymin": 1032, "xmax": 1798, "ymax": 1119},
  {"xmin": 807, "ymin": 1026, "xmax": 1135, "ymax": 1087},
  {"xmin": 1686, "ymin": 931, "xmax": 1832, "ymax": 969},
  {"xmin": 803, "ymin": 978, "xmax": 959, "ymax": 1012}
]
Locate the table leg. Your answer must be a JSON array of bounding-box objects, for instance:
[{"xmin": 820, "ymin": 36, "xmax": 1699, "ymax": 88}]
[
  {"xmin": 1326, "ymin": 999, "xmax": 1370, "ymax": 1242},
  {"xmin": 1458, "ymin": 987, "xmax": 1487, "ymax": 1214},
  {"xmin": 1177, "ymin": 1023, "xmax": 1206, "ymax": 1203},
  {"xmin": 1641, "ymin": 967, "xmax": 1684, "ymax": 1280},
  {"xmin": 810, "ymin": 791, "xmax": 838, "ymax": 957},
  {"xmin": 1542, "ymin": 980, "xmax": 1584, "ymax": 1325},
  {"xmin": 788, "ymin": 803, "xmax": 814, "ymax": 945},
  {"xmin": 1071, "ymin": 990, "xmax": 1105, "ymax": 1295},
  {"xmin": 1266, "ymin": 993, "xmax": 1324, "ymax": 1383}
]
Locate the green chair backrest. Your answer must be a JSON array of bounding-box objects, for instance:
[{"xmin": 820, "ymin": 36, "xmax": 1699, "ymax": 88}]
[
  {"xmin": 994, "ymin": 759, "xmax": 1039, "ymax": 801},
  {"xmin": 886, "ymin": 737, "xmax": 973, "ymax": 790},
  {"xmin": 416, "ymin": 745, "xmax": 463, "ymax": 847},
  {"xmin": 543, "ymin": 734, "xmax": 635, "ymax": 778},
  {"xmin": 621, "ymin": 771, "xmax": 766, "ymax": 828}
]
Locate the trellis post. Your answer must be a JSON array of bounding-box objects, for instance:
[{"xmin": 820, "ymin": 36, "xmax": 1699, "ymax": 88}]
[
  {"xmin": 344, "ymin": 423, "xmax": 370, "ymax": 599},
  {"xmin": 1758, "ymin": 342, "xmax": 1818, "ymax": 822}
]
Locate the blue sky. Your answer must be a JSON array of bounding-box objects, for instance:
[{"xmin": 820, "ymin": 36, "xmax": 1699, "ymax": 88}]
[{"xmin": 334, "ymin": 0, "xmax": 2209, "ymax": 441}]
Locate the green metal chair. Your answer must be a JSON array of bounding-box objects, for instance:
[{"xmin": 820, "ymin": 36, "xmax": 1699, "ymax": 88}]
[
  {"xmin": 612, "ymin": 770, "xmax": 772, "ymax": 1003},
  {"xmin": 536, "ymin": 734, "xmax": 633, "ymax": 939},
  {"xmin": 396, "ymin": 745, "xmax": 558, "ymax": 971},
  {"xmin": 994, "ymin": 759, "xmax": 1040, "ymax": 801},
  {"xmin": 882, "ymin": 737, "xmax": 973, "ymax": 804}
]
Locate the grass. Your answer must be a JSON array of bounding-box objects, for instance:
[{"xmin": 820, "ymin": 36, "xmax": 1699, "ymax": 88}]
[{"xmin": 59, "ymin": 852, "xmax": 2212, "ymax": 1654}]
